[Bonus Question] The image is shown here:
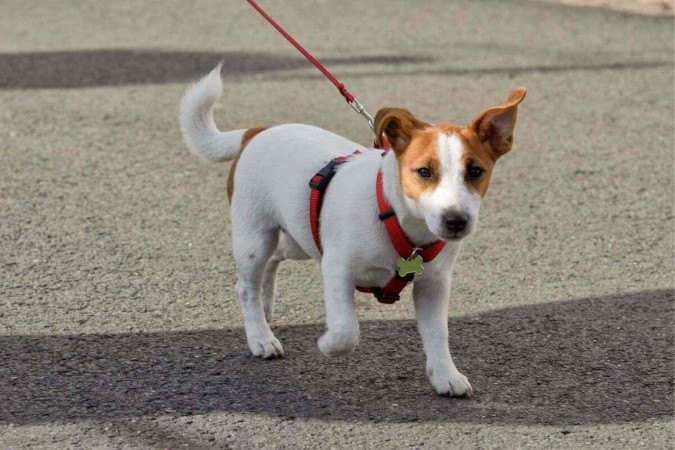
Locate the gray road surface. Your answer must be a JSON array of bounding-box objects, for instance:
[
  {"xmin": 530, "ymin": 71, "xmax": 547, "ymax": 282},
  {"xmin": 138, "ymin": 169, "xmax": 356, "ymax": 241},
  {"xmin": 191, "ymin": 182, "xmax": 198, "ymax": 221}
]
[{"xmin": 1, "ymin": 0, "xmax": 673, "ymax": 448}]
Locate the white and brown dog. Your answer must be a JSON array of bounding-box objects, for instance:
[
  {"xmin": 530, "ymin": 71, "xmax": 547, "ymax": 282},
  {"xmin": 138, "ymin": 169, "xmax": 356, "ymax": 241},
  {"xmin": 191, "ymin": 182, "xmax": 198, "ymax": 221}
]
[{"xmin": 180, "ymin": 65, "xmax": 525, "ymax": 397}]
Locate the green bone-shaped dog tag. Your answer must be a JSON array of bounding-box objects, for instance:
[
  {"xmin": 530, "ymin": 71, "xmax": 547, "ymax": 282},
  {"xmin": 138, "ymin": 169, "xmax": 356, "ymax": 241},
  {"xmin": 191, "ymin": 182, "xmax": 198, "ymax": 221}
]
[{"xmin": 397, "ymin": 254, "xmax": 424, "ymax": 277}]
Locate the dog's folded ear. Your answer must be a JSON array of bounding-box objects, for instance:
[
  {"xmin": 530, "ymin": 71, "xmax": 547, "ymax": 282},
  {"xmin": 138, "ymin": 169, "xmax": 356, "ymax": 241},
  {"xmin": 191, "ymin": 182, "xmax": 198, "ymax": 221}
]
[
  {"xmin": 470, "ymin": 87, "xmax": 526, "ymax": 158},
  {"xmin": 374, "ymin": 107, "xmax": 429, "ymax": 153}
]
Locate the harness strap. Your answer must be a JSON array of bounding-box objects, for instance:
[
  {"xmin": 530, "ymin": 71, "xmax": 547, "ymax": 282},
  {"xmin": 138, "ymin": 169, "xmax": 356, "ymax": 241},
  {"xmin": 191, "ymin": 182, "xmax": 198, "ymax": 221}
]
[
  {"xmin": 375, "ymin": 171, "xmax": 446, "ymax": 263},
  {"xmin": 309, "ymin": 155, "xmax": 355, "ymax": 253},
  {"xmin": 355, "ymin": 274, "xmax": 414, "ymax": 304},
  {"xmin": 308, "ymin": 154, "xmax": 445, "ymax": 304}
]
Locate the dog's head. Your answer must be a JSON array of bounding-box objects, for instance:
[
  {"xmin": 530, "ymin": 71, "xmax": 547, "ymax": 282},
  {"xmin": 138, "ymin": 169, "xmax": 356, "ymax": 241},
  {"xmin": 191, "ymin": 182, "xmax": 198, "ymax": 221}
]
[{"xmin": 374, "ymin": 88, "xmax": 526, "ymax": 242}]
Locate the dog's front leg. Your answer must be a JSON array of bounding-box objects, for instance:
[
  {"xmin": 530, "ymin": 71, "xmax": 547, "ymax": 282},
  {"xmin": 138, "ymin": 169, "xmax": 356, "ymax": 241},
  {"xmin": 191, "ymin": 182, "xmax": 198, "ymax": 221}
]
[
  {"xmin": 317, "ymin": 255, "xmax": 359, "ymax": 357},
  {"xmin": 413, "ymin": 279, "xmax": 473, "ymax": 397}
]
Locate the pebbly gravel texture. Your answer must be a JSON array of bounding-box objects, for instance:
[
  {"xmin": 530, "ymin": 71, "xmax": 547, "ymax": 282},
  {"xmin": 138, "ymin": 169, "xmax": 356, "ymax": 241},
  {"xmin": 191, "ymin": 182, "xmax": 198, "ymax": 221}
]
[{"xmin": 1, "ymin": 0, "xmax": 673, "ymax": 448}]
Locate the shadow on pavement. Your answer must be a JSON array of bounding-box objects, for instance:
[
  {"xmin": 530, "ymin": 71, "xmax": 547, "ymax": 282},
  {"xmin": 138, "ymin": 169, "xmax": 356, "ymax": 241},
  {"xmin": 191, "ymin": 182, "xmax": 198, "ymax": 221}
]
[
  {"xmin": 1, "ymin": 289, "xmax": 672, "ymax": 426},
  {"xmin": 1, "ymin": 49, "xmax": 666, "ymax": 90},
  {"xmin": 0, "ymin": 49, "xmax": 431, "ymax": 89}
]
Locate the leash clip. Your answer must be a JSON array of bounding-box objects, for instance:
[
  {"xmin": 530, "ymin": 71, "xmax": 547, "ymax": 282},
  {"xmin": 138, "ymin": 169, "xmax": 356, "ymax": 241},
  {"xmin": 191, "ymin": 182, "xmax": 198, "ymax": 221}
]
[{"xmin": 348, "ymin": 98, "xmax": 375, "ymax": 132}]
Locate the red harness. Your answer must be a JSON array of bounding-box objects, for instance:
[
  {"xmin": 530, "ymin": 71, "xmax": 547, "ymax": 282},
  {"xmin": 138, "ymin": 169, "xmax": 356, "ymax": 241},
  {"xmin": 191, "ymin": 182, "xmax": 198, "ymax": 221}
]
[{"xmin": 309, "ymin": 152, "xmax": 446, "ymax": 304}]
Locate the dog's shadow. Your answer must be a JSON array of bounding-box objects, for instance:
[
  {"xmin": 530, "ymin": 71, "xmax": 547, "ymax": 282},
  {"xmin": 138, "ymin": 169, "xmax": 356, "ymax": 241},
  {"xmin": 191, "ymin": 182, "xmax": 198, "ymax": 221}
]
[{"xmin": 1, "ymin": 290, "xmax": 672, "ymax": 426}]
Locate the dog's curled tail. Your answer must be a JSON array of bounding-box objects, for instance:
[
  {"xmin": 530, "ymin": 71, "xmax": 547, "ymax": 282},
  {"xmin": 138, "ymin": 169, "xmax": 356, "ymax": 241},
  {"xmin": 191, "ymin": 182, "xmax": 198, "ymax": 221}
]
[{"xmin": 180, "ymin": 64, "xmax": 246, "ymax": 162}]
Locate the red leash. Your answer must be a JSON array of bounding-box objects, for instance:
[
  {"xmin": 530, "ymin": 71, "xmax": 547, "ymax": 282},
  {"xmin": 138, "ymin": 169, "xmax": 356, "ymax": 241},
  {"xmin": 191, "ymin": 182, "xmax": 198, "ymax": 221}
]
[{"xmin": 245, "ymin": 0, "xmax": 376, "ymax": 133}]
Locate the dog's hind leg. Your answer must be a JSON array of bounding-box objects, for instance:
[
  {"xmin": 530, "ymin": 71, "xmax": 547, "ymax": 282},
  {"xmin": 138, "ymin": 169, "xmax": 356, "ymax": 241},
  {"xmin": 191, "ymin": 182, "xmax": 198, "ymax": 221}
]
[
  {"xmin": 261, "ymin": 253, "xmax": 282, "ymax": 323},
  {"xmin": 261, "ymin": 231, "xmax": 310, "ymax": 322},
  {"xmin": 232, "ymin": 223, "xmax": 284, "ymax": 359}
]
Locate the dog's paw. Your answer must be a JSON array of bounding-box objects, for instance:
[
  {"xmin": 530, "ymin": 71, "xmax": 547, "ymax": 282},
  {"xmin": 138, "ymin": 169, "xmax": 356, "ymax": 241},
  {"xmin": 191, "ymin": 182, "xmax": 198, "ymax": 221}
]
[
  {"xmin": 318, "ymin": 330, "xmax": 359, "ymax": 357},
  {"xmin": 428, "ymin": 367, "xmax": 473, "ymax": 398},
  {"xmin": 247, "ymin": 332, "xmax": 284, "ymax": 359}
]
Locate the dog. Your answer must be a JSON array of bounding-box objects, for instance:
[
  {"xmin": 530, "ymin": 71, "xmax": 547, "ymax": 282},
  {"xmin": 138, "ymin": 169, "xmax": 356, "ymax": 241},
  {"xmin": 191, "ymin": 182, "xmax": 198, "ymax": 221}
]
[{"xmin": 180, "ymin": 64, "xmax": 525, "ymax": 397}]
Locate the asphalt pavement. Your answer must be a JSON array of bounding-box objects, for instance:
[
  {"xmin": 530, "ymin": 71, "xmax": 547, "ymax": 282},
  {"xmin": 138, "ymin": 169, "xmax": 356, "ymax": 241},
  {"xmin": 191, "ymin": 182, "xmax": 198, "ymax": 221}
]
[{"xmin": 1, "ymin": 0, "xmax": 673, "ymax": 448}]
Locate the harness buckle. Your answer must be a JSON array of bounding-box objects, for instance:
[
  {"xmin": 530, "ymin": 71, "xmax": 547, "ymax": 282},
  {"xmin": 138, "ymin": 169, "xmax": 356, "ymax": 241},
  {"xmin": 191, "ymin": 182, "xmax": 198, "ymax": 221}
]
[
  {"xmin": 378, "ymin": 208, "xmax": 396, "ymax": 221},
  {"xmin": 373, "ymin": 290, "xmax": 400, "ymax": 303},
  {"xmin": 393, "ymin": 272, "xmax": 415, "ymax": 282},
  {"xmin": 309, "ymin": 159, "xmax": 347, "ymax": 191}
]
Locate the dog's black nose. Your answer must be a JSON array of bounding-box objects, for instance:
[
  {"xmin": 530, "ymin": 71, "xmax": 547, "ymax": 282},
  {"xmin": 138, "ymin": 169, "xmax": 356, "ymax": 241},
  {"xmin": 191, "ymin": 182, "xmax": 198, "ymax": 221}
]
[{"xmin": 443, "ymin": 211, "xmax": 469, "ymax": 233}]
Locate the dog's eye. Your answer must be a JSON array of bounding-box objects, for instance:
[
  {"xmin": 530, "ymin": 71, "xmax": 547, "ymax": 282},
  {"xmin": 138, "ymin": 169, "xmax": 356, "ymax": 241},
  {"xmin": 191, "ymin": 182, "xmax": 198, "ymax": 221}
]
[
  {"xmin": 466, "ymin": 165, "xmax": 484, "ymax": 181},
  {"xmin": 416, "ymin": 167, "xmax": 433, "ymax": 179}
]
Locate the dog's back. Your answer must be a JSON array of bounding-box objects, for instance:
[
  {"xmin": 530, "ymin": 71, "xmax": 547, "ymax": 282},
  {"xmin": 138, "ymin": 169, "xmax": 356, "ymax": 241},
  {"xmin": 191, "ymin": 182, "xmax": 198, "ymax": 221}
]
[{"xmin": 180, "ymin": 64, "xmax": 373, "ymax": 258}]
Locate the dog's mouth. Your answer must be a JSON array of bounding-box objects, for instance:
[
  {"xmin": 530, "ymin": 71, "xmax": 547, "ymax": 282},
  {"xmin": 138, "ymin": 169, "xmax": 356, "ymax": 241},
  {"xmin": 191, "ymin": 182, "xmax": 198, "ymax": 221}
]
[
  {"xmin": 435, "ymin": 226, "xmax": 472, "ymax": 242},
  {"xmin": 440, "ymin": 232, "xmax": 468, "ymax": 242},
  {"xmin": 426, "ymin": 231, "xmax": 468, "ymax": 243}
]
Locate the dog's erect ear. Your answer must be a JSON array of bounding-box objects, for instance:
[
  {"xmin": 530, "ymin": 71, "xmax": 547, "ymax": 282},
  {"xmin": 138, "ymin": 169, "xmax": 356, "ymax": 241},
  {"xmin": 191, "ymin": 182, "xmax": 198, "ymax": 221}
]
[
  {"xmin": 470, "ymin": 87, "xmax": 526, "ymax": 158},
  {"xmin": 374, "ymin": 107, "xmax": 429, "ymax": 153}
]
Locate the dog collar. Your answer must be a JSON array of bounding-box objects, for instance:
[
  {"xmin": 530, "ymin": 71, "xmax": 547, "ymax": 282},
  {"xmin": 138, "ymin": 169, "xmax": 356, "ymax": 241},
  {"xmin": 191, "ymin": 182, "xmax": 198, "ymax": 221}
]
[{"xmin": 309, "ymin": 154, "xmax": 445, "ymax": 303}]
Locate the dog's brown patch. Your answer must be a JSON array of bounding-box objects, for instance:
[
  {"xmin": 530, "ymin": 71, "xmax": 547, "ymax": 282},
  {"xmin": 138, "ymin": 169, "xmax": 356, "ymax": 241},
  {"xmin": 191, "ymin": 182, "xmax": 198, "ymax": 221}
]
[
  {"xmin": 396, "ymin": 125, "xmax": 500, "ymax": 199},
  {"xmin": 457, "ymin": 128, "xmax": 497, "ymax": 197},
  {"xmin": 396, "ymin": 128, "xmax": 441, "ymax": 200},
  {"xmin": 470, "ymin": 87, "xmax": 526, "ymax": 158},
  {"xmin": 374, "ymin": 107, "xmax": 429, "ymax": 154},
  {"xmin": 373, "ymin": 107, "xmax": 438, "ymax": 200},
  {"xmin": 227, "ymin": 127, "xmax": 267, "ymax": 202}
]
